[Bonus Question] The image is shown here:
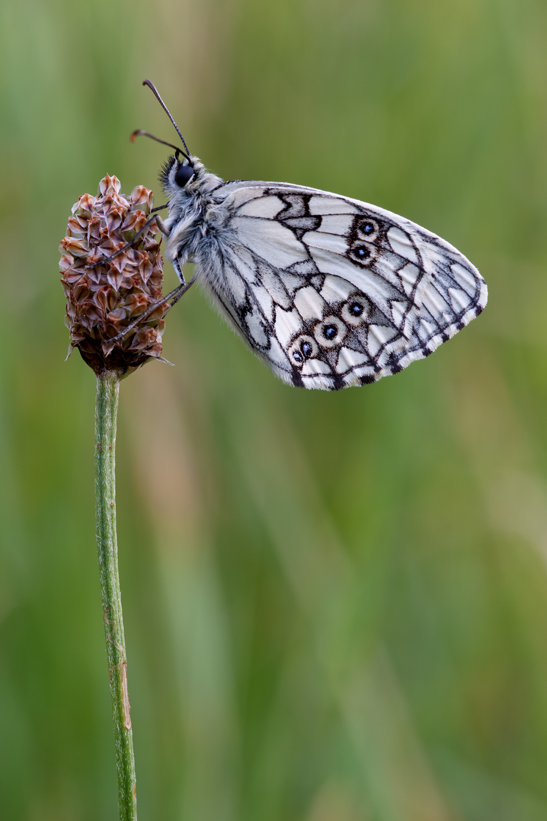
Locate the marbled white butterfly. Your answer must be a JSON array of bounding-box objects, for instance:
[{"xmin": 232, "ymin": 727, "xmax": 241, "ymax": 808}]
[{"xmin": 132, "ymin": 81, "xmax": 487, "ymax": 391}]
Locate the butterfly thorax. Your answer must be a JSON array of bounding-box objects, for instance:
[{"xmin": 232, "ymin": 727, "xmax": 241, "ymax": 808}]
[{"xmin": 162, "ymin": 154, "xmax": 225, "ymax": 267}]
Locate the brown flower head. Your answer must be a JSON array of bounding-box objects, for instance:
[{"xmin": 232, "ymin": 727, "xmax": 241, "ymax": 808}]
[{"xmin": 60, "ymin": 175, "xmax": 169, "ymax": 376}]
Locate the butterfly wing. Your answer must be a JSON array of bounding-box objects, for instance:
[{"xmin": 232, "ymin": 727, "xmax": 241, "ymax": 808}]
[{"xmin": 198, "ymin": 182, "xmax": 487, "ymax": 390}]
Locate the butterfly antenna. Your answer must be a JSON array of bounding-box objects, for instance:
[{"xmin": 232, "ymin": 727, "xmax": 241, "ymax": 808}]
[
  {"xmin": 142, "ymin": 79, "xmax": 191, "ymax": 157},
  {"xmin": 130, "ymin": 129, "xmax": 190, "ymax": 162}
]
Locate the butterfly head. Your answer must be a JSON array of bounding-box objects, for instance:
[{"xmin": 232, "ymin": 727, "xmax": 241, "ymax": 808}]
[
  {"xmin": 160, "ymin": 153, "xmax": 207, "ymax": 195},
  {"xmin": 133, "ymin": 80, "xmax": 217, "ymax": 196}
]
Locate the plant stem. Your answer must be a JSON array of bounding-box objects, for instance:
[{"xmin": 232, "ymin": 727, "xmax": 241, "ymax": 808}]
[{"xmin": 95, "ymin": 371, "xmax": 137, "ymax": 821}]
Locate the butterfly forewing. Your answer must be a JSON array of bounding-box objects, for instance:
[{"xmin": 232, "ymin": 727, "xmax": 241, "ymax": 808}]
[{"xmin": 198, "ymin": 182, "xmax": 486, "ymax": 390}]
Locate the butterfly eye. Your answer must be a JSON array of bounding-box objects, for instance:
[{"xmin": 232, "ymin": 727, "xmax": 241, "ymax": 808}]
[
  {"xmin": 174, "ymin": 164, "xmax": 195, "ymax": 187},
  {"xmin": 314, "ymin": 316, "xmax": 346, "ymax": 348},
  {"xmin": 342, "ymin": 296, "xmax": 370, "ymax": 326}
]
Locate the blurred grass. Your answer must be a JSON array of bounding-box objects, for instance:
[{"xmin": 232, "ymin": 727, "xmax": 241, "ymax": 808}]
[{"xmin": 1, "ymin": 0, "xmax": 547, "ymax": 818}]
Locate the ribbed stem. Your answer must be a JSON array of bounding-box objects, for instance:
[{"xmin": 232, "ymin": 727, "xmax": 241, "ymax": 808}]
[{"xmin": 95, "ymin": 372, "xmax": 137, "ymax": 821}]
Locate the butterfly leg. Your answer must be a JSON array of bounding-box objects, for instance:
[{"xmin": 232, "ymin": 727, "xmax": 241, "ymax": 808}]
[
  {"xmin": 106, "ymin": 275, "xmax": 197, "ymax": 345},
  {"xmin": 85, "ymin": 207, "xmax": 168, "ymax": 269},
  {"xmin": 172, "ymin": 257, "xmax": 186, "ymax": 286},
  {"xmin": 131, "ymin": 212, "xmax": 186, "ymax": 284},
  {"xmin": 152, "ymin": 214, "xmax": 170, "ymax": 236},
  {"xmin": 147, "ymin": 215, "xmax": 186, "ymax": 284}
]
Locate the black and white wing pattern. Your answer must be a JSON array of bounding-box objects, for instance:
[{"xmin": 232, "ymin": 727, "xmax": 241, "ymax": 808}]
[{"xmin": 200, "ymin": 181, "xmax": 487, "ymax": 391}]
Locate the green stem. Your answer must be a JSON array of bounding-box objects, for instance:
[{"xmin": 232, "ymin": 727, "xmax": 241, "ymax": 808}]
[{"xmin": 95, "ymin": 372, "xmax": 137, "ymax": 821}]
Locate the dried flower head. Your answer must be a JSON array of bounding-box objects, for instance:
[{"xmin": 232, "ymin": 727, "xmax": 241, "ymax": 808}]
[{"xmin": 60, "ymin": 175, "xmax": 169, "ymax": 376}]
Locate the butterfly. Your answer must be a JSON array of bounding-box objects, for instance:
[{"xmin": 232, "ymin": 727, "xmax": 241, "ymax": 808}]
[{"xmin": 133, "ymin": 81, "xmax": 487, "ymax": 391}]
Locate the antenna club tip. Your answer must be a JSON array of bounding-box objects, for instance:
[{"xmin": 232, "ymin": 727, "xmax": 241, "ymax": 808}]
[{"xmin": 130, "ymin": 130, "xmax": 143, "ymax": 143}]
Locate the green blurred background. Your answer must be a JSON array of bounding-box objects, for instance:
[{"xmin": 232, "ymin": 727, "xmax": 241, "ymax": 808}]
[{"xmin": 1, "ymin": 0, "xmax": 547, "ymax": 818}]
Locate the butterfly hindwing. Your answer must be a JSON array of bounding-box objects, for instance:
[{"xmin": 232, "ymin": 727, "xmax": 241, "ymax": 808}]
[{"xmin": 196, "ymin": 182, "xmax": 487, "ymax": 390}]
